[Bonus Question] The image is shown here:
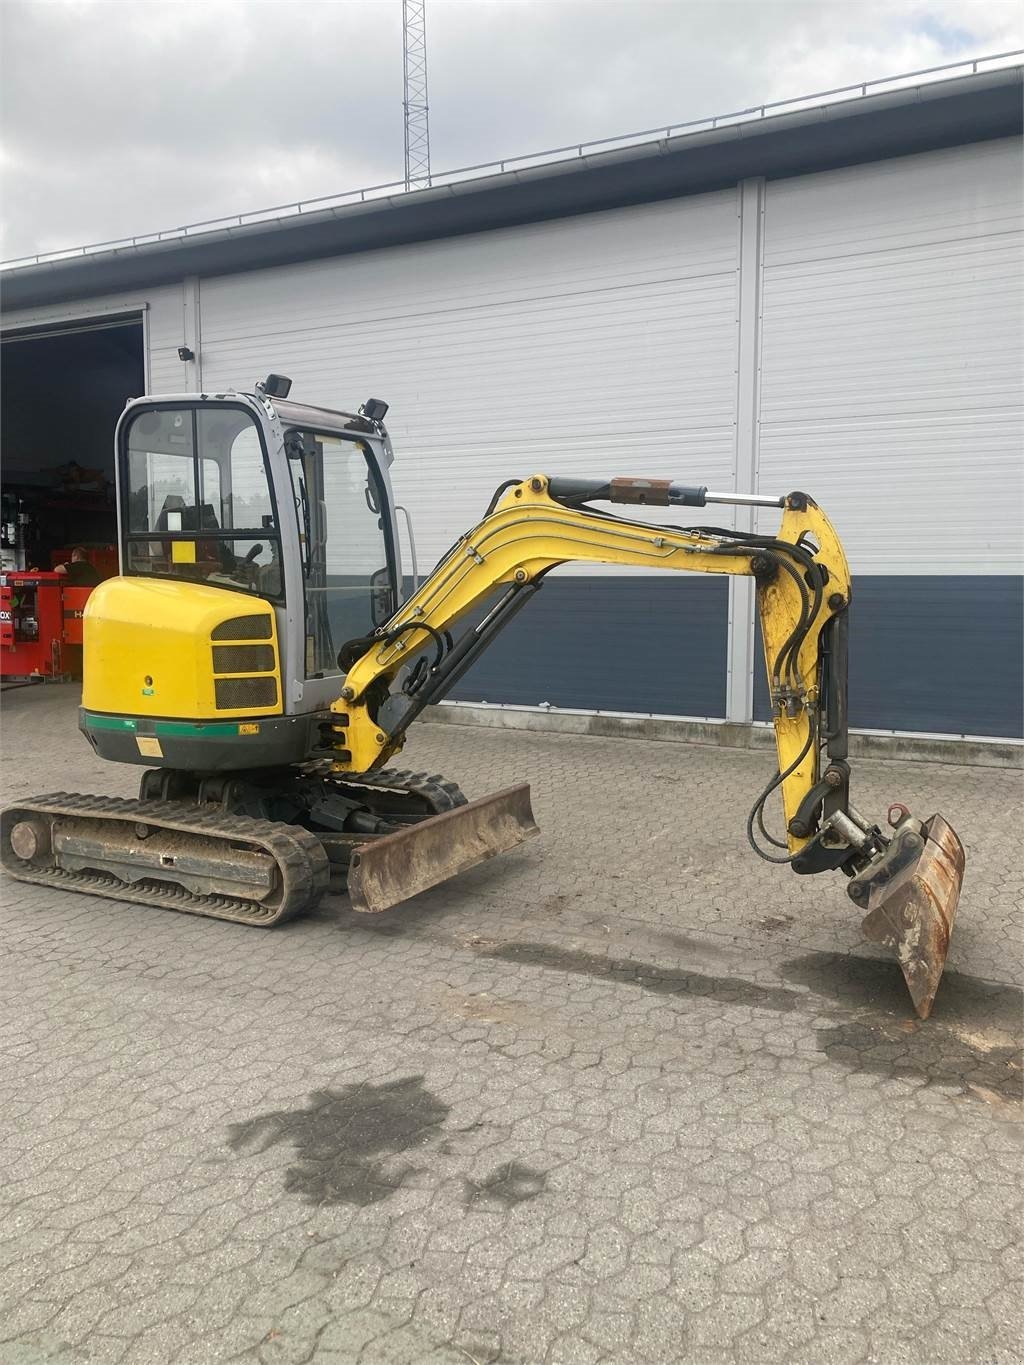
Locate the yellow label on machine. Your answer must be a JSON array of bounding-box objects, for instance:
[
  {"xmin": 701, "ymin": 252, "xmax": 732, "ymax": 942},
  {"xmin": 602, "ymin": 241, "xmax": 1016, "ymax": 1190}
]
[
  {"xmin": 136, "ymin": 736, "xmax": 164, "ymax": 757},
  {"xmin": 238, "ymin": 723, "xmax": 260, "ymax": 735},
  {"xmin": 171, "ymin": 541, "xmax": 197, "ymax": 564}
]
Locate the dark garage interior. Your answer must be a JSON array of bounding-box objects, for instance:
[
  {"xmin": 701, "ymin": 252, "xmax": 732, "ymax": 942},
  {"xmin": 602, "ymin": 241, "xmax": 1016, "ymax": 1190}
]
[{"xmin": 1, "ymin": 319, "xmax": 144, "ymax": 571}]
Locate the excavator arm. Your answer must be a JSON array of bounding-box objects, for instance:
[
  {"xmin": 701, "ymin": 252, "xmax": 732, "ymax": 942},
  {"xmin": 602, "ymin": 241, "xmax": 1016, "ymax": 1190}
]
[
  {"xmin": 334, "ymin": 475, "xmax": 844, "ymax": 846},
  {"xmin": 332, "ymin": 474, "xmax": 964, "ymax": 1017}
]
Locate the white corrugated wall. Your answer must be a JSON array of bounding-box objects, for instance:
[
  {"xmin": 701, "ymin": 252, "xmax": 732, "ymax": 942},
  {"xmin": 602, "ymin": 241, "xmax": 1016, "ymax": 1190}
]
[
  {"xmin": 756, "ymin": 137, "xmax": 1023, "ymax": 575},
  {"xmin": 750, "ymin": 137, "xmax": 1023, "ymax": 737},
  {"xmin": 195, "ymin": 192, "xmax": 744, "ymax": 572}
]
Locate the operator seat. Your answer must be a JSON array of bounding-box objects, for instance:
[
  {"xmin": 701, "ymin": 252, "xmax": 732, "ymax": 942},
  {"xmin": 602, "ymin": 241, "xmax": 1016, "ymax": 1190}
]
[
  {"xmin": 153, "ymin": 498, "xmax": 235, "ymax": 573},
  {"xmin": 154, "ymin": 495, "xmax": 187, "ymax": 532}
]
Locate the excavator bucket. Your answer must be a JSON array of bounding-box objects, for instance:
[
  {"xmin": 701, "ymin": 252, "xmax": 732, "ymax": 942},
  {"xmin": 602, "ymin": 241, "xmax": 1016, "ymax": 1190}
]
[
  {"xmin": 855, "ymin": 814, "xmax": 965, "ymax": 1020},
  {"xmin": 346, "ymin": 783, "xmax": 539, "ymax": 914}
]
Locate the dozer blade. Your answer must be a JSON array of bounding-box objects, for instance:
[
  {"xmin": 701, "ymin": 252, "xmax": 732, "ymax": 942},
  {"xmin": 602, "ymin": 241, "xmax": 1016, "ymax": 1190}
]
[
  {"xmin": 346, "ymin": 782, "xmax": 539, "ymax": 914},
  {"xmin": 853, "ymin": 814, "xmax": 965, "ymax": 1020}
]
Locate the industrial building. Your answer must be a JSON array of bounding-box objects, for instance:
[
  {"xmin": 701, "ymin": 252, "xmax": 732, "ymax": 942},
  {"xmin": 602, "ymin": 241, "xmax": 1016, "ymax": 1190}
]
[{"xmin": 1, "ymin": 59, "xmax": 1021, "ymax": 743}]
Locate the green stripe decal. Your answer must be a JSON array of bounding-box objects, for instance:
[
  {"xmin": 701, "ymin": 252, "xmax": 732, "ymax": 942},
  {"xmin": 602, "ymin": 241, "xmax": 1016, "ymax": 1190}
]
[
  {"xmin": 85, "ymin": 715, "xmax": 244, "ymax": 738},
  {"xmin": 154, "ymin": 721, "xmax": 241, "ymax": 737}
]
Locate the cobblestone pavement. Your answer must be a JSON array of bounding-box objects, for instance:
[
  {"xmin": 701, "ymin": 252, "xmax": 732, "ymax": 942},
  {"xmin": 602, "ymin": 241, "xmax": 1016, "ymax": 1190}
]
[{"xmin": 1, "ymin": 685, "xmax": 1021, "ymax": 1365}]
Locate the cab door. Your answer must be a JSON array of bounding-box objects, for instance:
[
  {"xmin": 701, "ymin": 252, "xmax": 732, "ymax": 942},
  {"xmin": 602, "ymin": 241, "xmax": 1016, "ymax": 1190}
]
[{"xmin": 286, "ymin": 429, "xmax": 398, "ymax": 680}]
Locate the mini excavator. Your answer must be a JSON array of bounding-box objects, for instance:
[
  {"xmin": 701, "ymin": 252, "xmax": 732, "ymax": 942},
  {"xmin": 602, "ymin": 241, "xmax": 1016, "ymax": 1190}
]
[{"xmin": 0, "ymin": 377, "xmax": 965, "ymax": 1018}]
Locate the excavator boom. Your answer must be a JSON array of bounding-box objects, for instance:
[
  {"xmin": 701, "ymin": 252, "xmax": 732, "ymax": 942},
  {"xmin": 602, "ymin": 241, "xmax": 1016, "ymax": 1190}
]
[{"xmin": 327, "ymin": 473, "xmax": 964, "ymax": 1017}]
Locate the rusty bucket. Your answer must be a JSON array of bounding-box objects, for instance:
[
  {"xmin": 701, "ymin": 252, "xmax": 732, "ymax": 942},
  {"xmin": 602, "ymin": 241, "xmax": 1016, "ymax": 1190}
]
[{"xmin": 852, "ymin": 814, "xmax": 965, "ymax": 1020}]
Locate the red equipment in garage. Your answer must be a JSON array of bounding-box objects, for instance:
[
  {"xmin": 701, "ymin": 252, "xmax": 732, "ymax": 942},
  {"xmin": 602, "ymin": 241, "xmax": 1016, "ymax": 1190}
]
[
  {"xmin": 61, "ymin": 585, "xmax": 92, "ymax": 647},
  {"xmin": 0, "ymin": 572, "xmax": 97, "ymax": 681}
]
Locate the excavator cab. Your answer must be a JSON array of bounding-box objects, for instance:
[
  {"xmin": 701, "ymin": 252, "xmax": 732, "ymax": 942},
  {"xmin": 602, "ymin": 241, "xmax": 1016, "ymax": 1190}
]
[
  {"xmin": 48, "ymin": 381, "xmax": 540, "ymax": 922},
  {"xmin": 86, "ymin": 384, "xmax": 404, "ymax": 771},
  {"xmin": 0, "ymin": 376, "xmax": 964, "ymax": 1019}
]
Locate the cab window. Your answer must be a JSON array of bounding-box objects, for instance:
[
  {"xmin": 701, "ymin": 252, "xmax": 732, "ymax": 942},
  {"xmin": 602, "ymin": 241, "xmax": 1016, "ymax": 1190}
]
[{"xmin": 122, "ymin": 405, "xmax": 282, "ymax": 600}]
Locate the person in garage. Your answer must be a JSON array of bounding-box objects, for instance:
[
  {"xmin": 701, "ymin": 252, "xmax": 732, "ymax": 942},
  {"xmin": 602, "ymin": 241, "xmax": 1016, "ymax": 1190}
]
[{"xmin": 56, "ymin": 547, "xmax": 102, "ymax": 587}]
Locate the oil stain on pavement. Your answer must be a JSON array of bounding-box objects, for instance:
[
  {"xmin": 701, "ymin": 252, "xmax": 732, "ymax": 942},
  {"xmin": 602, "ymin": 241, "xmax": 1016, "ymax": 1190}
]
[
  {"xmin": 481, "ymin": 939, "xmax": 801, "ymax": 1012},
  {"xmin": 782, "ymin": 951, "xmax": 1024, "ymax": 1104},
  {"xmin": 463, "ymin": 1160, "xmax": 547, "ymax": 1207},
  {"xmin": 227, "ymin": 1075, "xmax": 451, "ymax": 1206}
]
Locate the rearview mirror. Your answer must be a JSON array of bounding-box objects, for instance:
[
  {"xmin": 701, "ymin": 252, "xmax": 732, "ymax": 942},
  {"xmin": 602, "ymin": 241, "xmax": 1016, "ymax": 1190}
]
[{"xmin": 261, "ymin": 374, "xmax": 292, "ymax": 399}]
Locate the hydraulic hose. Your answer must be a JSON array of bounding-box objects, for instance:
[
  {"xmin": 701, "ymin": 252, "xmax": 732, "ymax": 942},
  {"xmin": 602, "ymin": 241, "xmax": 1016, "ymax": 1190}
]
[{"xmin": 746, "ymin": 716, "xmax": 818, "ymax": 864}]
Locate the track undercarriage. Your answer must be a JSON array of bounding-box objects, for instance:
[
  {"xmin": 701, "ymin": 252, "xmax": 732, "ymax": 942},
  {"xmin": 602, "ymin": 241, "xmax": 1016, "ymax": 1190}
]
[{"xmin": 0, "ymin": 769, "xmax": 539, "ymax": 924}]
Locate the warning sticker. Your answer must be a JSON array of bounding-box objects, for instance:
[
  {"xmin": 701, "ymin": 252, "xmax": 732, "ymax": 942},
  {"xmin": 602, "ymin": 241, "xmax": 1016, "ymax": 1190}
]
[{"xmin": 136, "ymin": 736, "xmax": 164, "ymax": 758}]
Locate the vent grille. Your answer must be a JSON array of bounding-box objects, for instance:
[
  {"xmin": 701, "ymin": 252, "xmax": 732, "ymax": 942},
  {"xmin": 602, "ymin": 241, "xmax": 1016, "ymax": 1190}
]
[
  {"xmin": 212, "ymin": 615, "xmax": 273, "ymax": 641},
  {"xmin": 212, "ymin": 644, "xmax": 276, "ymax": 674},
  {"xmin": 214, "ymin": 677, "xmax": 278, "ymax": 709}
]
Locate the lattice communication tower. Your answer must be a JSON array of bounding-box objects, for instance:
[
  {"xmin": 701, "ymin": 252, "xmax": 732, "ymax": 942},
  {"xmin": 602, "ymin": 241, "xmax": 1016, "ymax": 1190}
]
[{"xmin": 403, "ymin": 0, "xmax": 431, "ymax": 189}]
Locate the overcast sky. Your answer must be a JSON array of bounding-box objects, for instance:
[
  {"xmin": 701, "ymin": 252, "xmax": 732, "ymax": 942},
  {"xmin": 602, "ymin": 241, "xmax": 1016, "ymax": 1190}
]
[{"xmin": 1, "ymin": 0, "xmax": 1021, "ymax": 260}]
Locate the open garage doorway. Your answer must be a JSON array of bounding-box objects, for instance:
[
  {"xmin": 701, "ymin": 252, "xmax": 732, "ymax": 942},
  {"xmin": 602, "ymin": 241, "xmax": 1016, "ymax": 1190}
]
[{"xmin": 1, "ymin": 317, "xmax": 144, "ymax": 573}]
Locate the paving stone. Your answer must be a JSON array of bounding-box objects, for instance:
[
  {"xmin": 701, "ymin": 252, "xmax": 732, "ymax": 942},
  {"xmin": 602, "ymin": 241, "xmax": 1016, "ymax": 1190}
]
[{"xmin": 0, "ymin": 685, "xmax": 1021, "ymax": 1363}]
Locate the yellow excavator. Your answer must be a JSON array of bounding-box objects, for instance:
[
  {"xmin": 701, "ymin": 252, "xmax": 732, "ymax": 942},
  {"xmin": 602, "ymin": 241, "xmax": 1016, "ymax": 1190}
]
[{"xmin": 0, "ymin": 377, "xmax": 965, "ymax": 1018}]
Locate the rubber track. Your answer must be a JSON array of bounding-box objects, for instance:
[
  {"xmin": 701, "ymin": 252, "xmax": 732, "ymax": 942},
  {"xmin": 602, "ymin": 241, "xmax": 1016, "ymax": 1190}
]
[
  {"xmin": 1, "ymin": 793, "xmax": 330, "ymax": 926},
  {"xmin": 329, "ymin": 768, "xmax": 468, "ymax": 819}
]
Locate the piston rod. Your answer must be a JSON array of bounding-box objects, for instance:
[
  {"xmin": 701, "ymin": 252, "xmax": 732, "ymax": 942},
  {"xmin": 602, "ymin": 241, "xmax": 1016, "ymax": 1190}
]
[
  {"xmin": 703, "ymin": 489, "xmax": 786, "ymax": 508},
  {"xmin": 547, "ymin": 476, "xmax": 785, "ymax": 509}
]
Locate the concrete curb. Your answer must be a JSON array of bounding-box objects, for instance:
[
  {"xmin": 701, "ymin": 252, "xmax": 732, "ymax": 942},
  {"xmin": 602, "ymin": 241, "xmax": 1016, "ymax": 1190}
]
[{"xmin": 422, "ymin": 702, "xmax": 1024, "ymax": 769}]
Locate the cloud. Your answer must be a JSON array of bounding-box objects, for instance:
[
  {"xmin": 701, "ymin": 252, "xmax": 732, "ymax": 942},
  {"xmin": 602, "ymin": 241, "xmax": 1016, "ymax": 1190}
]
[{"xmin": 0, "ymin": 0, "xmax": 1020, "ymax": 259}]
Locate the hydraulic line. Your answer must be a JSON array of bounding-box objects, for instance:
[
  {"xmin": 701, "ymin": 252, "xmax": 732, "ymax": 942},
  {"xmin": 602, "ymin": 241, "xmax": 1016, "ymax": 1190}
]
[
  {"xmin": 746, "ymin": 717, "xmax": 818, "ymax": 864},
  {"xmin": 426, "ymin": 478, "xmax": 528, "ymax": 579},
  {"xmin": 757, "ymin": 797, "xmax": 789, "ymax": 850},
  {"xmin": 339, "ymin": 620, "xmax": 449, "ymax": 676},
  {"xmin": 382, "ymin": 620, "xmax": 448, "ymax": 673},
  {"xmin": 561, "ymin": 499, "xmax": 823, "ymax": 691},
  {"xmin": 705, "ymin": 542, "xmax": 813, "ymax": 689},
  {"xmin": 484, "ymin": 479, "xmax": 523, "ymax": 516},
  {"xmin": 366, "ymin": 482, "xmax": 834, "ymax": 861}
]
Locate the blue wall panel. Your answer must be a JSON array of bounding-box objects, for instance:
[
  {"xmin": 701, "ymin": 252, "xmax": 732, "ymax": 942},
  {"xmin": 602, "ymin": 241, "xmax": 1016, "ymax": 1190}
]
[
  {"xmin": 436, "ymin": 573, "xmax": 1021, "ymax": 737},
  {"xmin": 448, "ymin": 575, "xmax": 729, "ymax": 718},
  {"xmin": 753, "ymin": 576, "xmax": 1023, "ymax": 738}
]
